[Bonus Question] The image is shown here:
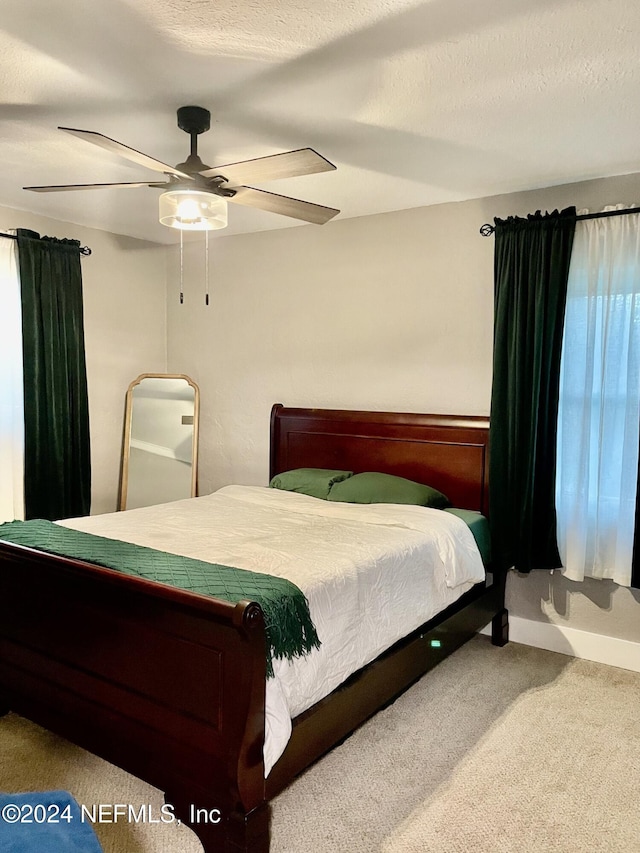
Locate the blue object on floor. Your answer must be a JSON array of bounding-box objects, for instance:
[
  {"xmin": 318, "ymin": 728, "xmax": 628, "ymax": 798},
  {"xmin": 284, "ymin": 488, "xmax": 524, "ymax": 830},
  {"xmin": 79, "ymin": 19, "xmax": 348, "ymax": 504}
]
[{"xmin": 0, "ymin": 790, "xmax": 104, "ymax": 852}]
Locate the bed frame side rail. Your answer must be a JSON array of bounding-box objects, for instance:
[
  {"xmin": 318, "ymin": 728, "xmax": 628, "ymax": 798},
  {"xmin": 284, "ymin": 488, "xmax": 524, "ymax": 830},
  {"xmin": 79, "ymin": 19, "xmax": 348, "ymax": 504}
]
[{"xmin": 266, "ymin": 575, "xmax": 505, "ymax": 797}]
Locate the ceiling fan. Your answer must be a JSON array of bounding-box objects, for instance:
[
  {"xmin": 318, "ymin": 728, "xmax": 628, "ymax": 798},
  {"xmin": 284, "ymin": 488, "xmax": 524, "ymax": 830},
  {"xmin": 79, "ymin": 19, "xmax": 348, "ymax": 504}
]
[{"xmin": 24, "ymin": 105, "xmax": 340, "ymax": 229}]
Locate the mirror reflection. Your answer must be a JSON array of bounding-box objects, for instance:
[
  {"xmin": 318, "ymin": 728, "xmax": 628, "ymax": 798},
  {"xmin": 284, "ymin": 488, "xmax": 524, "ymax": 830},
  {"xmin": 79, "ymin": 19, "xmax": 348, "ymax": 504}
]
[{"xmin": 119, "ymin": 374, "xmax": 199, "ymax": 511}]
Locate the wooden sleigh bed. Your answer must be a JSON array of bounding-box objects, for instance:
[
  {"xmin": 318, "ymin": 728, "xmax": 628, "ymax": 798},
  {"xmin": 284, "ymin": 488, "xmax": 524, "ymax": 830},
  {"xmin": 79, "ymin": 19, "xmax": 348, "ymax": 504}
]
[{"xmin": 0, "ymin": 405, "xmax": 508, "ymax": 853}]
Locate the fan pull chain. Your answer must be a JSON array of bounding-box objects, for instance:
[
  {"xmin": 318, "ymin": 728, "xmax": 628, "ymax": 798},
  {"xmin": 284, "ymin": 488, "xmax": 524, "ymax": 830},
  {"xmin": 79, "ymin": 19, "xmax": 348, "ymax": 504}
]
[
  {"xmin": 179, "ymin": 229, "xmax": 184, "ymax": 304},
  {"xmin": 205, "ymin": 229, "xmax": 210, "ymax": 306}
]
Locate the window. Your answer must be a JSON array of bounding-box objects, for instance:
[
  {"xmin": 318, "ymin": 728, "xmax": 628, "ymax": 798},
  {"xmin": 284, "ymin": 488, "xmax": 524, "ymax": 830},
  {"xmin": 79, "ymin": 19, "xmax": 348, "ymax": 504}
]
[
  {"xmin": 556, "ymin": 208, "xmax": 640, "ymax": 586},
  {"xmin": 0, "ymin": 234, "xmax": 25, "ymax": 521}
]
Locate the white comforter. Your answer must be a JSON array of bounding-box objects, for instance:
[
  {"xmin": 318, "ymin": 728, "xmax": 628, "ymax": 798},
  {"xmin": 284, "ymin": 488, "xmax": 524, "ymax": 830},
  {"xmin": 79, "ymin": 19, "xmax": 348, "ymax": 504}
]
[{"xmin": 62, "ymin": 485, "xmax": 485, "ymax": 774}]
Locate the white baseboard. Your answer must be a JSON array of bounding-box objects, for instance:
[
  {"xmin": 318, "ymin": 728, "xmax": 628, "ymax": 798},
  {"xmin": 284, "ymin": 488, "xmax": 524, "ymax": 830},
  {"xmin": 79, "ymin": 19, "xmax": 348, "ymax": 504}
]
[{"xmin": 480, "ymin": 615, "xmax": 640, "ymax": 674}]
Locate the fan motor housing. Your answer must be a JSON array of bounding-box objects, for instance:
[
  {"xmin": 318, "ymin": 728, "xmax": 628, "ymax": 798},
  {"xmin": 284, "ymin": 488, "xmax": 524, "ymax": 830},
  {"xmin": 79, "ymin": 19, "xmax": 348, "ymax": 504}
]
[{"xmin": 177, "ymin": 106, "xmax": 211, "ymax": 136}]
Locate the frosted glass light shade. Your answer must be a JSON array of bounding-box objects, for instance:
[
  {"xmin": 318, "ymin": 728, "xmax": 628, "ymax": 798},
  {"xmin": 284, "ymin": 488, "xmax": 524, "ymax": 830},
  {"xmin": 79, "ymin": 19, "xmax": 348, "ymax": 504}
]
[{"xmin": 159, "ymin": 189, "xmax": 228, "ymax": 231}]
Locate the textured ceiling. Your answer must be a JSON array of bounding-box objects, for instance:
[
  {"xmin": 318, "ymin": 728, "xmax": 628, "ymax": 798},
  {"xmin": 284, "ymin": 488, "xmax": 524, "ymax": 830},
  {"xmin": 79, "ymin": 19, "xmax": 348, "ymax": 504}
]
[{"xmin": 1, "ymin": 0, "xmax": 639, "ymax": 244}]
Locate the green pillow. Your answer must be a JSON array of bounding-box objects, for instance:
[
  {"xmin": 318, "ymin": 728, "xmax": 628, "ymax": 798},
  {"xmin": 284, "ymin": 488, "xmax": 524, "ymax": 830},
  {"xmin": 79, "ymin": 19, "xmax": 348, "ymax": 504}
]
[
  {"xmin": 269, "ymin": 468, "xmax": 353, "ymax": 500},
  {"xmin": 327, "ymin": 472, "xmax": 450, "ymax": 508}
]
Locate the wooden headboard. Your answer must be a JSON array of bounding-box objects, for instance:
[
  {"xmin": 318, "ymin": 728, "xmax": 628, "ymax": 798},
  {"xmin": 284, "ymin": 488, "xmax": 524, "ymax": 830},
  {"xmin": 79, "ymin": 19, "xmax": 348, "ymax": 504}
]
[{"xmin": 270, "ymin": 405, "xmax": 490, "ymax": 514}]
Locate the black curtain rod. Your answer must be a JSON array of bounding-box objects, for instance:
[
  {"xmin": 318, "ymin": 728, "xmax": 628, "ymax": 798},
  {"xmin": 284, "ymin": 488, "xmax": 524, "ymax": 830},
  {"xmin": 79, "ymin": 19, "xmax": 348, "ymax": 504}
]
[
  {"xmin": 479, "ymin": 205, "xmax": 639, "ymax": 236},
  {"xmin": 0, "ymin": 230, "xmax": 92, "ymax": 255}
]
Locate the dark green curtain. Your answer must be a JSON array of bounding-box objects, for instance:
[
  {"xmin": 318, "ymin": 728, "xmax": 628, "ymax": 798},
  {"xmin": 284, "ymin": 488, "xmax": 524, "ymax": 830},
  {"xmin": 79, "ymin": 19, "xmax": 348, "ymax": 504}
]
[
  {"xmin": 489, "ymin": 208, "xmax": 576, "ymax": 573},
  {"xmin": 17, "ymin": 229, "xmax": 91, "ymax": 520}
]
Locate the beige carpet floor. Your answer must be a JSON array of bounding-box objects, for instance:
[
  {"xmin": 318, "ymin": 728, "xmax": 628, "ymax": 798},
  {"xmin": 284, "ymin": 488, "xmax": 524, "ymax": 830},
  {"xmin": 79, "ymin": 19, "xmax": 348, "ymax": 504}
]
[{"xmin": 1, "ymin": 636, "xmax": 639, "ymax": 852}]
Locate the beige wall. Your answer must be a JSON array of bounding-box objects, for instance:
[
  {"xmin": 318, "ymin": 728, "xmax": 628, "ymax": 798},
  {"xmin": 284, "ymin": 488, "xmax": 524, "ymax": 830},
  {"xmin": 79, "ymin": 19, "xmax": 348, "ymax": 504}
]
[
  {"xmin": 167, "ymin": 201, "xmax": 495, "ymax": 492},
  {"xmin": 167, "ymin": 171, "xmax": 640, "ymax": 643},
  {"xmin": 0, "ymin": 205, "xmax": 167, "ymax": 514}
]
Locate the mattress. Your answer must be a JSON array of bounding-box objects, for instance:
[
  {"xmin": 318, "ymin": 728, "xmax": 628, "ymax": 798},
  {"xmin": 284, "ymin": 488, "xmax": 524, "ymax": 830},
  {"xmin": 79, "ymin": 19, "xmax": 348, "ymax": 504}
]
[
  {"xmin": 444, "ymin": 507, "xmax": 491, "ymax": 566},
  {"xmin": 61, "ymin": 485, "xmax": 486, "ymax": 774}
]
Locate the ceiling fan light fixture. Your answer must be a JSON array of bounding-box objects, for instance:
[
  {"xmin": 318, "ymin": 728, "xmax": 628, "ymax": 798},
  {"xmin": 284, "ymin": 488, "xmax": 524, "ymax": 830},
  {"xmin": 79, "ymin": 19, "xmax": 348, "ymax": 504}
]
[{"xmin": 159, "ymin": 189, "xmax": 227, "ymax": 231}]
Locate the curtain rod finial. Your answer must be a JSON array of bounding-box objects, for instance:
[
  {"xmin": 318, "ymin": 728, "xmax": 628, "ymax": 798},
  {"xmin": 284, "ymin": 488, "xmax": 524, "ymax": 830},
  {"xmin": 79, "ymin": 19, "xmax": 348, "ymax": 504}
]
[{"xmin": 480, "ymin": 223, "xmax": 494, "ymax": 236}]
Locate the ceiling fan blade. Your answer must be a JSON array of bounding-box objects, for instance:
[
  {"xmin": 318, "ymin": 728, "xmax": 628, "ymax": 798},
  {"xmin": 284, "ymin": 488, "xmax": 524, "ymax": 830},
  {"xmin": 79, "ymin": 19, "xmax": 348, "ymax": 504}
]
[
  {"xmin": 228, "ymin": 186, "xmax": 339, "ymax": 225},
  {"xmin": 200, "ymin": 148, "xmax": 336, "ymax": 184},
  {"xmin": 23, "ymin": 181, "xmax": 167, "ymax": 193},
  {"xmin": 59, "ymin": 127, "xmax": 193, "ymax": 180}
]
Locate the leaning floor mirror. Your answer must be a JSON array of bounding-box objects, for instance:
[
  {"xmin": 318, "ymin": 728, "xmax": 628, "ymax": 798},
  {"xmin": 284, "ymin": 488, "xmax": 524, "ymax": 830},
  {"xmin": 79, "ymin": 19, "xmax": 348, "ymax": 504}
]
[{"xmin": 118, "ymin": 374, "xmax": 200, "ymax": 511}]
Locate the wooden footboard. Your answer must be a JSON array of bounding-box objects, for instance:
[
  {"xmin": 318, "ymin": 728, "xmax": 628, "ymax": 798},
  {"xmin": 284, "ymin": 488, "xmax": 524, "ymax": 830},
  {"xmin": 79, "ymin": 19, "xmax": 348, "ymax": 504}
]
[{"xmin": 0, "ymin": 541, "xmax": 270, "ymax": 853}]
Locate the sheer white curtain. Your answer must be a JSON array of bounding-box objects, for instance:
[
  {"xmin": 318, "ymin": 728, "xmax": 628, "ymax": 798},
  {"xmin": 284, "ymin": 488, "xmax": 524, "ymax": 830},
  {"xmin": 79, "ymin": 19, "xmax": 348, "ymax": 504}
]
[
  {"xmin": 0, "ymin": 233, "xmax": 25, "ymax": 522},
  {"xmin": 556, "ymin": 206, "xmax": 640, "ymax": 586}
]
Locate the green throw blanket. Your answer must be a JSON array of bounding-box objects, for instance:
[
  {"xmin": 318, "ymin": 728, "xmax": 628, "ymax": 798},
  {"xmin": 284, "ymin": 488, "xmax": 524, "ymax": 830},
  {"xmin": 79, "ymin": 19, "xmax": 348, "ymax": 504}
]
[{"xmin": 0, "ymin": 519, "xmax": 320, "ymax": 677}]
